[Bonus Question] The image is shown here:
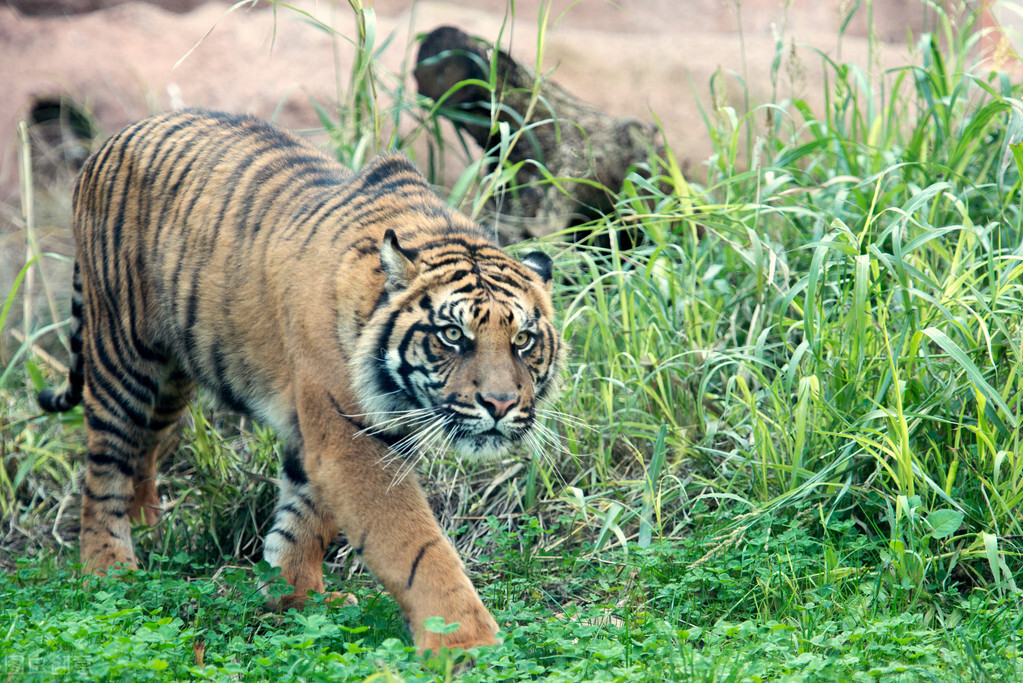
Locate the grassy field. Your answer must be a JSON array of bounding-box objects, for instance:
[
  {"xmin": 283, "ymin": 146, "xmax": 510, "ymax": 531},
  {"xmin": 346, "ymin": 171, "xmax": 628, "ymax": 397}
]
[{"xmin": 2, "ymin": 1, "xmax": 1022, "ymax": 681}]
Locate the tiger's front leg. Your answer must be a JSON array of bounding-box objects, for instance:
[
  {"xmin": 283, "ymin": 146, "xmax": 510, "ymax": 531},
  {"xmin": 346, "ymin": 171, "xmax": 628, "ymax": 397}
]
[
  {"xmin": 295, "ymin": 382, "xmax": 500, "ymax": 653},
  {"xmin": 262, "ymin": 451, "xmax": 345, "ymax": 610}
]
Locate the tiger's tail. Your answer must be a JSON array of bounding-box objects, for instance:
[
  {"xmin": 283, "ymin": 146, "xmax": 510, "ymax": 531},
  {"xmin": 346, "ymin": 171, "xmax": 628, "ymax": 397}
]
[{"xmin": 38, "ymin": 261, "xmax": 84, "ymax": 413}]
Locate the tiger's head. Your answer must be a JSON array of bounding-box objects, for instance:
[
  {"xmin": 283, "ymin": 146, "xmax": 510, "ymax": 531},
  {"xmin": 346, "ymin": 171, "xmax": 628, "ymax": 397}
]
[{"xmin": 352, "ymin": 229, "xmax": 564, "ymax": 459}]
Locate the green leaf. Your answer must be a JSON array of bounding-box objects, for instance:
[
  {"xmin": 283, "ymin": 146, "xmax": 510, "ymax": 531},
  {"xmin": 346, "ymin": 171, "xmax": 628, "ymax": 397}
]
[
  {"xmin": 423, "ymin": 616, "xmax": 460, "ymax": 634},
  {"xmin": 254, "ymin": 560, "xmax": 282, "ymax": 583},
  {"xmin": 447, "ymin": 158, "xmax": 484, "ymax": 209},
  {"xmin": 982, "ymin": 532, "xmax": 1001, "ymax": 588},
  {"xmin": 594, "ymin": 502, "xmax": 624, "ymax": 555},
  {"xmin": 924, "ymin": 509, "xmax": 963, "ymax": 539},
  {"xmin": 147, "ymin": 659, "xmax": 169, "ymax": 671},
  {"xmin": 1009, "ymin": 141, "xmax": 1023, "ymax": 178}
]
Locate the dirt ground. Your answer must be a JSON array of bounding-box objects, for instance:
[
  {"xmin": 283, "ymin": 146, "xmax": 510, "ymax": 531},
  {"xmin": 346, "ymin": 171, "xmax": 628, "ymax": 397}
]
[{"xmin": 0, "ymin": 0, "xmax": 962, "ymax": 206}]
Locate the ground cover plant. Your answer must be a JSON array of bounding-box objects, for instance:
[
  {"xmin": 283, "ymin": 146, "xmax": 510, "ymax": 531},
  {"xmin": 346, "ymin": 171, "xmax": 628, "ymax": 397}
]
[{"xmin": 2, "ymin": 0, "xmax": 1022, "ymax": 680}]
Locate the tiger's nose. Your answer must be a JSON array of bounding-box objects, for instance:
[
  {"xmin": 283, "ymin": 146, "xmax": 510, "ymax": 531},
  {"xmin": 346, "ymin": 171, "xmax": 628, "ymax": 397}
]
[{"xmin": 477, "ymin": 392, "xmax": 517, "ymax": 419}]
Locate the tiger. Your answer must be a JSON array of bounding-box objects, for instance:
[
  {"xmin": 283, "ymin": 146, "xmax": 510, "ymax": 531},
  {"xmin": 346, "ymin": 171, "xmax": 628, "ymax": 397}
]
[{"xmin": 37, "ymin": 108, "xmax": 565, "ymax": 653}]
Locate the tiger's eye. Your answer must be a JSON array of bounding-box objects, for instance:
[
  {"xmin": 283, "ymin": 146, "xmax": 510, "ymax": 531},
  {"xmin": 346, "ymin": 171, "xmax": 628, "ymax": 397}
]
[
  {"xmin": 513, "ymin": 331, "xmax": 532, "ymax": 347},
  {"xmin": 442, "ymin": 326, "xmax": 463, "ymax": 343}
]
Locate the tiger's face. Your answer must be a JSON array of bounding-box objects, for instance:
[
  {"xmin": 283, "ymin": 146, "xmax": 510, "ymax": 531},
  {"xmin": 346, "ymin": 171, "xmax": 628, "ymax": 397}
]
[{"xmin": 353, "ymin": 230, "xmax": 563, "ymax": 459}]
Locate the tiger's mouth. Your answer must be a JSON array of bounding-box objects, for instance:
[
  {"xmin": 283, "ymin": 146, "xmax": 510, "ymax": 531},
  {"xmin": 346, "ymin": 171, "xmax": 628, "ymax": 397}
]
[
  {"xmin": 436, "ymin": 409, "xmax": 532, "ymax": 458},
  {"xmin": 450, "ymin": 428, "xmax": 520, "ymax": 459}
]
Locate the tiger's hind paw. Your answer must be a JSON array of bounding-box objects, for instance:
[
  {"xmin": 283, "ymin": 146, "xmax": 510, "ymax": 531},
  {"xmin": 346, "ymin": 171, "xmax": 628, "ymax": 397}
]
[
  {"xmin": 323, "ymin": 591, "xmax": 358, "ymax": 607},
  {"xmin": 273, "ymin": 589, "xmax": 357, "ymax": 612}
]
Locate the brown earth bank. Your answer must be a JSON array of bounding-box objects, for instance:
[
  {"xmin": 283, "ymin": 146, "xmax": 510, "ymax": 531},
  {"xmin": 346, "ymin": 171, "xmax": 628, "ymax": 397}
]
[{"xmin": 0, "ymin": 0, "xmax": 962, "ymax": 203}]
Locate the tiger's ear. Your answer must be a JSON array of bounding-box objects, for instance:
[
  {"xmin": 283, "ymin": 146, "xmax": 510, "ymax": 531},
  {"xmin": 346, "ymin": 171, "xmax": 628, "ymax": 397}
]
[
  {"xmin": 380, "ymin": 229, "xmax": 419, "ymax": 292},
  {"xmin": 520, "ymin": 250, "xmax": 553, "ymax": 290}
]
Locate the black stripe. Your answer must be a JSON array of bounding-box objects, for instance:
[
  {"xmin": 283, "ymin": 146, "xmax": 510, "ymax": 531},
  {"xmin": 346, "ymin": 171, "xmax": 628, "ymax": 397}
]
[
  {"xmin": 152, "ymin": 130, "xmax": 206, "ymax": 257},
  {"xmin": 137, "ymin": 118, "xmax": 193, "ymax": 224},
  {"xmin": 87, "ymin": 451, "xmax": 136, "ymax": 478},
  {"xmin": 165, "ymin": 128, "xmax": 248, "ymax": 332},
  {"xmin": 82, "ymin": 484, "xmax": 130, "ymax": 502},
  {"xmin": 268, "ymin": 527, "xmax": 298, "ymax": 544},
  {"xmin": 355, "ymin": 530, "xmax": 368, "ymax": 555},
  {"xmin": 348, "ymin": 235, "xmax": 380, "ymax": 258},
  {"xmin": 282, "ymin": 449, "xmax": 308, "ymax": 485},
  {"xmin": 87, "ymin": 354, "xmax": 151, "ymax": 429},
  {"xmin": 419, "ymin": 235, "xmax": 500, "ymax": 255},
  {"xmin": 357, "ymin": 155, "xmax": 421, "ymax": 187},
  {"xmin": 180, "ymin": 264, "xmax": 207, "ymax": 361},
  {"xmin": 201, "ymin": 345, "xmax": 247, "ymax": 414},
  {"xmin": 241, "ymin": 165, "xmax": 335, "ymax": 250},
  {"xmin": 332, "ymin": 185, "xmax": 430, "ymax": 229},
  {"xmin": 287, "ymin": 192, "xmax": 353, "ymax": 244},
  {"xmin": 318, "ymin": 193, "xmax": 416, "ymax": 248},
  {"xmin": 85, "ymin": 398, "xmax": 142, "ymax": 449},
  {"xmin": 98, "ymin": 117, "xmax": 166, "ymax": 299},
  {"xmin": 395, "ymin": 325, "xmax": 440, "ymax": 398},
  {"xmin": 298, "ymin": 492, "xmax": 318, "ymax": 513},
  {"xmin": 406, "ymin": 539, "xmax": 438, "ymax": 590},
  {"xmin": 278, "ymin": 503, "xmax": 302, "ymax": 517},
  {"xmin": 326, "ymin": 392, "xmax": 345, "ymax": 417},
  {"xmin": 92, "ymin": 322, "xmax": 159, "ymax": 405},
  {"xmin": 316, "ymin": 185, "xmax": 426, "ymax": 243},
  {"xmin": 207, "ymin": 136, "xmax": 291, "ymax": 238},
  {"xmin": 372, "ymin": 309, "xmax": 405, "ymax": 396}
]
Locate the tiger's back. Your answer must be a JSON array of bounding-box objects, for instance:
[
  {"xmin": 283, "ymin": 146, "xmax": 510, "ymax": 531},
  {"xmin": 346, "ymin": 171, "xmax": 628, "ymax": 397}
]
[
  {"xmin": 40, "ymin": 109, "xmax": 564, "ymax": 653},
  {"xmin": 67, "ymin": 110, "xmax": 483, "ymax": 427}
]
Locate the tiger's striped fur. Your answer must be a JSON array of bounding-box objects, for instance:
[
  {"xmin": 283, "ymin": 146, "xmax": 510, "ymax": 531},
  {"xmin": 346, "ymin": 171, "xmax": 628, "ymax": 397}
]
[{"xmin": 38, "ymin": 109, "xmax": 565, "ymax": 653}]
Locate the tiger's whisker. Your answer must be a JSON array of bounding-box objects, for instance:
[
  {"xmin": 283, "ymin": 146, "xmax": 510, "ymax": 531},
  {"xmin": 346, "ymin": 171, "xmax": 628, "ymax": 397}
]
[
  {"xmin": 536, "ymin": 408, "xmax": 590, "ymax": 430},
  {"xmin": 531, "ymin": 421, "xmax": 568, "ymax": 453},
  {"xmin": 380, "ymin": 414, "xmax": 451, "ymax": 468},
  {"xmin": 391, "ymin": 415, "xmax": 460, "ymax": 488},
  {"xmin": 354, "ymin": 407, "xmax": 440, "ymax": 439}
]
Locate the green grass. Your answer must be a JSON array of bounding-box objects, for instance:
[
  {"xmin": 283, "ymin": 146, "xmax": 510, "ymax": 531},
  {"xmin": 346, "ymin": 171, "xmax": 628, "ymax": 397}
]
[
  {"xmin": 2, "ymin": 522, "xmax": 1020, "ymax": 680},
  {"xmin": 3, "ymin": 0, "xmax": 1023, "ymax": 680}
]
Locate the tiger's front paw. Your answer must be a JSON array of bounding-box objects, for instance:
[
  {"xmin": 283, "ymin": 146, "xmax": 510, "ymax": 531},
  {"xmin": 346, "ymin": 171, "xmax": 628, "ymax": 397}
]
[{"xmin": 416, "ymin": 609, "xmax": 501, "ymax": 655}]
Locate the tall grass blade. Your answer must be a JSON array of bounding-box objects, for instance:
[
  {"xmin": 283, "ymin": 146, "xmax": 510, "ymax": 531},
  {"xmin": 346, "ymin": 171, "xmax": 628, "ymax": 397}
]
[
  {"xmin": 919, "ymin": 327, "xmax": 1016, "ymax": 429},
  {"xmin": 638, "ymin": 425, "xmax": 667, "ymax": 548}
]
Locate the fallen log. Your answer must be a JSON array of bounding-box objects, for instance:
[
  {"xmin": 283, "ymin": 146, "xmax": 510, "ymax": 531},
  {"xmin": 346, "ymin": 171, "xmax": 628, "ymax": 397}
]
[{"xmin": 414, "ymin": 25, "xmax": 660, "ymax": 243}]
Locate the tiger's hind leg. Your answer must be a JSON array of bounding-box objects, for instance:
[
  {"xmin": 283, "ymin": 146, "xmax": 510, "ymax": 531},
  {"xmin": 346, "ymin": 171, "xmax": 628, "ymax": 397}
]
[
  {"xmin": 129, "ymin": 366, "xmax": 195, "ymax": 526},
  {"xmin": 80, "ymin": 381, "xmax": 157, "ymax": 572},
  {"xmin": 80, "ymin": 351, "xmax": 191, "ymax": 574},
  {"xmin": 263, "ymin": 445, "xmax": 344, "ymax": 609}
]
